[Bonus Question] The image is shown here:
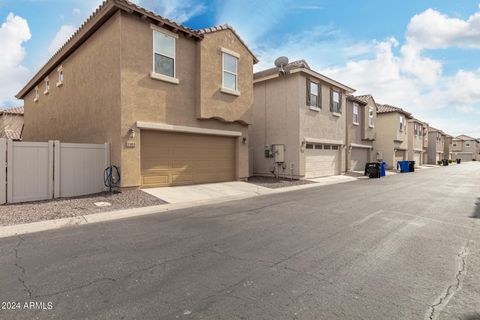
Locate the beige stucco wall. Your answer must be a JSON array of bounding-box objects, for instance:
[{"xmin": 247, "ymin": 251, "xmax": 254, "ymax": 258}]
[
  {"xmin": 428, "ymin": 131, "xmax": 445, "ymax": 163},
  {"xmin": 444, "ymin": 136, "xmax": 452, "ymax": 160},
  {"xmin": 119, "ymin": 12, "xmax": 251, "ymax": 187},
  {"xmin": 407, "ymin": 120, "xmax": 424, "ymax": 163},
  {"xmin": 299, "ymin": 75, "xmax": 348, "ymax": 176},
  {"xmin": 374, "ymin": 112, "xmax": 408, "ymax": 169},
  {"xmin": 197, "ymin": 29, "xmax": 254, "ymax": 124},
  {"xmin": 345, "ymin": 97, "xmax": 376, "ymax": 171},
  {"xmin": 251, "ymin": 75, "xmax": 301, "ymax": 178},
  {"xmin": 22, "ymin": 11, "xmax": 122, "ymax": 167}
]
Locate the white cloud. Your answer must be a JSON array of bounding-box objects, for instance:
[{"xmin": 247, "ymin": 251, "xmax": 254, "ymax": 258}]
[
  {"xmin": 406, "ymin": 8, "xmax": 480, "ymax": 49},
  {"xmin": 133, "ymin": 0, "xmax": 206, "ymax": 24},
  {"xmin": 72, "ymin": 8, "xmax": 81, "ymax": 15},
  {"xmin": 48, "ymin": 25, "xmax": 76, "ymax": 55},
  {"xmin": 0, "ymin": 13, "xmax": 31, "ymax": 105}
]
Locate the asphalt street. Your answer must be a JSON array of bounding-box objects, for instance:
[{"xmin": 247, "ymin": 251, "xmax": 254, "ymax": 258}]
[{"xmin": 1, "ymin": 163, "xmax": 479, "ymax": 320}]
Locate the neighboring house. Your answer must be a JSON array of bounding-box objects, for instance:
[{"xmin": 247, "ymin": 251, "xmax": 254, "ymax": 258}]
[
  {"xmin": 345, "ymin": 95, "xmax": 376, "ymax": 171},
  {"xmin": 422, "ymin": 122, "xmax": 430, "ymax": 164},
  {"xmin": 444, "ymin": 134, "xmax": 453, "ymax": 161},
  {"xmin": 16, "ymin": 0, "xmax": 258, "ymax": 188},
  {"xmin": 407, "ymin": 118, "xmax": 426, "ymax": 166},
  {"xmin": 251, "ymin": 60, "xmax": 355, "ymax": 179},
  {"xmin": 427, "ymin": 127, "xmax": 445, "ymax": 163},
  {"xmin": 374, "ymin": 104, "xmax": 412, "ymax": 169},
  {"xmin": 452, "ymin": 135, "xmax": 479, "ymax": 161},
  {"xmin": 0, "ymin": 106, "xmax": 24, "ymax": 141}
]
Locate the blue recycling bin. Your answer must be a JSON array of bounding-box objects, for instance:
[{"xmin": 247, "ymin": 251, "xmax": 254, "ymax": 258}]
[
  {"xmin": 397, "ymin": 160, "xmax": 410, "ymax": 173},
  {"xmin": 380, "ymin": 161, "xmax": 386, "ymax": 177}
]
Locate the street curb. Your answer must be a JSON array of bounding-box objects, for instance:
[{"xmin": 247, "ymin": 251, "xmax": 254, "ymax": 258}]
[{"xmin": 0, "ymin": 169, "xmax": 414, "ymax": 239}]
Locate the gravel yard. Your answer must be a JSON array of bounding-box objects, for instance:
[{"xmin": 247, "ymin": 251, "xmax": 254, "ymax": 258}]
[
  {"xmin": 248, "ymin": 176, "xmax": 316, "ymax": 189},
  {"xmin": 0, "ymin": 190, "xmax": 165, "ymax": 226}
]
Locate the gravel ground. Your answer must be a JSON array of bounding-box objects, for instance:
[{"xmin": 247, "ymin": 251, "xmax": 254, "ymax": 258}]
[
  {"xmin": 248, "ymin": 176, "xmax": 316, "ymax": 189},
  {"xmin": 0, "ymin": 190, "xmax": 165, "ymax": 226}
]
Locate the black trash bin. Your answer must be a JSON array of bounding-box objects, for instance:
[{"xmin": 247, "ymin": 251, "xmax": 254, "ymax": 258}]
[
  {"xmin": 442, "ymin": 159, "xmax": 449, "ymax": 166},
  {"xmin": 364, "ymin": 162, "xmax": 381, "ymax": 178},
  {"xmin": 456, "ymin": 158, "xmax": 461, "ymax": 164},
  {"xmin": 409, "ymin": 161, "xmax": 415, "ymax": 172}
]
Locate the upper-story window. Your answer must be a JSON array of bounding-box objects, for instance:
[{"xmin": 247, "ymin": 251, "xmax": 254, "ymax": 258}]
[
  {"xmin": 153, "ymin": 29, "xmax": 176, "ymax": 78},
  {"xmin": 222, "ymin": 52, "xmax": 238, "ymax": 92},
  {"xmin": 57, "ymin": 66, "xmax": 64, "ymax": 87},
  {"xmin": 368, "ymin": 107, "xmax": 374, "ymax": 127},
  {"xmin": 44, "ymin": 77, "xmax": 50, "ymax": 95},
  {"xmin": 399, "ymin": 116, "xmax": 404, "ymax": 131},
  {"xmin": 34, "ymin": 86, "xmax": 39, "ymax": 102},
  {"xmin": 331, "ymin": 90, "xmax": 341, "ymax": 113},
  {"xmin": 352, "ymin": 103, "xmax": 359, "ymax": 125},
  {"xmin": 466, "ymin": 142, "xmax": 471, "ymax": 147},
  {"xmin": 453, "ymin": 143, "xmax": 457, "ymax": 147},
  {"xmin": 306, "ymin": 79, "xmax": 320, "ymax": 108}
]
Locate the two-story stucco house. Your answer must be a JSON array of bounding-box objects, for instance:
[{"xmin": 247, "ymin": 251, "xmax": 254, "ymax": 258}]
[
  {"xmin": 407, "ymin": 118, "xmax": 426, "ymax": 166},
  {"xmin": 427, "ymin": 128, "xmax": 445, "ymax": 164},
  {"xmin": 345, "ymin": 95, "xmax": 376, "ymax": 171},
  {"xmin": 16, "ymin": 0, "xmax": 258, "ymax": 188},
  {"xmin": 444, "ymin": 134, "xmax": 453, "ymax": 161},
  {"xmin": 251, "ymin": 60, "xmax": 355, "ymax": 179},
  {"xmin": 452, "ymin": 135, "xmax": 479, "ymax": 161},
  {"xmin": 374, "ymin": 104, "xmax": 412, "ymax": 169}
]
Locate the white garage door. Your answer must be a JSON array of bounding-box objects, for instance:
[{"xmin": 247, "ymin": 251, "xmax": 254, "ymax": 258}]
[
  {"xmin": 351, "ymin": 147, "xmax": 368, "ymax": 171},
  {"xmin": 414, "ymin": 152, "xmax": 421, "ymax": 166},
  {"xmin": 395, "ymin": 150, "xmax": 405, "ymax": 168},
  {"xmin": 305, "ymin": 144, "xmax": 340, "ymax": 178},
  {"xmin": 456, "ymin": 153, "xmax": 473, "ymax": 162}
]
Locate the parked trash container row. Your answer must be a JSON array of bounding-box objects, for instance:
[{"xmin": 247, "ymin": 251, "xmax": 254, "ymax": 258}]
[{"xmin": 364, "ymin": 161, "xmax": 386, "ymax": 179}]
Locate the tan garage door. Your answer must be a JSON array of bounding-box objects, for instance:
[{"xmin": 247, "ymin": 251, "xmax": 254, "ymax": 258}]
[
  {"xmin": 414, "ymin": 152, "xmax": 421, "ymax": 166},
  {"xmin": 305, "ymin": 144, "xmax": 340, "ymax": 178},
  {"xmin": 456, "ymin": 153, "xmax": 473, "ymax": 162},
  {"xmin": 395, "ymin": 150, "xmax": 405, "ymax": 168},
  {"xmin": 141, "ymin": 131, "xmax": 236, "ymax": 187},
  {"xmin": 351, "ymin": 147, "xmax": 368, "ymax": 171}
]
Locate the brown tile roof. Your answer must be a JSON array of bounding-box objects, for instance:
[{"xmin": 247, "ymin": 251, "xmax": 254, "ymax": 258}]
[
  {"xmin": 3, "ymin": 130, "xmax": 22, "ymax": 141},
  {"xmin": 196, "ymin": 24, "xmax": 258, "ymax": 63},
  {"xmin": 253, "ymin": 59, "xmax": 310, "ymax": 80},
  {"xmin": 376, "ymin": 103, "xmax": 412, "ymax": 118},
  {"xmin": 0, "ymin": 106, "xmax": 24, "ymax": 115},
  {"xmin": 347, "ymin": 95, "xmax": 367, "ymax": 105},
  {"xmin": 456, "ymin": 134, "xmax": 477, "ymax": 141}
]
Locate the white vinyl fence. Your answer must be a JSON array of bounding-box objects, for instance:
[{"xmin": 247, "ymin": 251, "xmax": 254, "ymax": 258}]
[{"xmin": 0, "ymin": 139, "xmax": 110, "ymax": 204}]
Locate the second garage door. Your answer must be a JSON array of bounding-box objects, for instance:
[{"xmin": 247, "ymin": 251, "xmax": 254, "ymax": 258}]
[
  {"xmin": 456, "ymin": 153, "xmax": 473, "ymax": 162},
  {"xmin": 414, "ymin": 152, "xmax": 421, "ymax": 166},
  {"xmin": 141, "ymin": 131, "xmax": 236, "ymax": 187},
  {"xmin": 305, "ymin": 144, "xmax": 340, "ymax": 178},
  {"xmin": 350, "ymin": 147, "xmax": 369, "ymax": 171},
  {"xmin": 395, "ymin": 150, "xmax": 406, "ymax": 168}
]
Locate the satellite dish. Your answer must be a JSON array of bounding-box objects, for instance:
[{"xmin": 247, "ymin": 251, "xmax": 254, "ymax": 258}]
[{"xmin": 274, "ymin": 56, "xmax": 289, "ymax": 76}]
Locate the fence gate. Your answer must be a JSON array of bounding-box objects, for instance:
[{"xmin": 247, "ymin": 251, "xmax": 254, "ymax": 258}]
[
  {"xmin": 7, "ymin": 140, "xmax": 54, "ymax": 203},
  {"xmin": 0, "ymin": 140, "xmax": 110, "ymax": 204}
]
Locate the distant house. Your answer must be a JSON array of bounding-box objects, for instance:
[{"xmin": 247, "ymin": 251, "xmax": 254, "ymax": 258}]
[
  {"xmin": 0, "ymin": 106, "xmax": 24, "ymax": 141},
  {"xmin": 452, "ymin": 135, "xmax": 479, "ymax": 161},
  {"xmin": 427, "ymin": 127, "xmax": 446, "ymax": 164}
]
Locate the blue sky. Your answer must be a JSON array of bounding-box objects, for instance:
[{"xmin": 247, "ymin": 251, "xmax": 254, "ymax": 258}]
[{"xmin": 0, "ymin": 0, "xmax": 479, "ymax": 137}]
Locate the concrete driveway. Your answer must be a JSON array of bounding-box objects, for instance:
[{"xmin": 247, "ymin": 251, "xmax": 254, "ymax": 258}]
[{"xmin": 0, "ymin": 162, "xmax": 479, "ymax": 319}]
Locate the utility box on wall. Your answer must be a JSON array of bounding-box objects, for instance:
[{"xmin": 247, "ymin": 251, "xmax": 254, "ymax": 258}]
[{"xmin": 273, "ymin": 144, "xmax": 285, "ymax": 163}]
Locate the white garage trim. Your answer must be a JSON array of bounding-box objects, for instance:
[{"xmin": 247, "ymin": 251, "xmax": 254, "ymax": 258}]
[
  {"xmin": 304, "ymin": 137, "xmax": 344, "ymax": 145},
  {"xmin": 136, "ymin": 121, "xmax": 242, "ymax": 137},
  {"xmin": 350, "ymin": 143, "xmax": 372, "ymax": 149}
]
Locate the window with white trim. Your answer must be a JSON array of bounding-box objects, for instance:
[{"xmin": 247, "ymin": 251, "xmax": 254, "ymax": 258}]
[
  {"xmin": 352, "ymin": 103, "xmax": 359, "ymax": 125},
  {"xmin": 368, "ymin": 107, "xmax": 374, "ymax": 127},
  {"xmin": 34, "ymin": 86, "xmax": 39, "ymax": 102},
  {"xmin": 222, "ymin": 52, "xmax": 238, "ymax": 91},
  {"xmin": 44, "ymin": 77, "xmax": 50, "ymax": 94},
  {"xmin": 153, "ymin": 30, "xmax": 175, "ymax": 78},
  {"xmin": 399, "ymin": 116, "xmax": 404, "ymax": 131},
  {"xmin": 307, "ymin": 80, "xmax": 320, "ymax": 108},
  {"xmin": 331, "ymin": 90, "xmax": 341, "ymax": 113}
]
